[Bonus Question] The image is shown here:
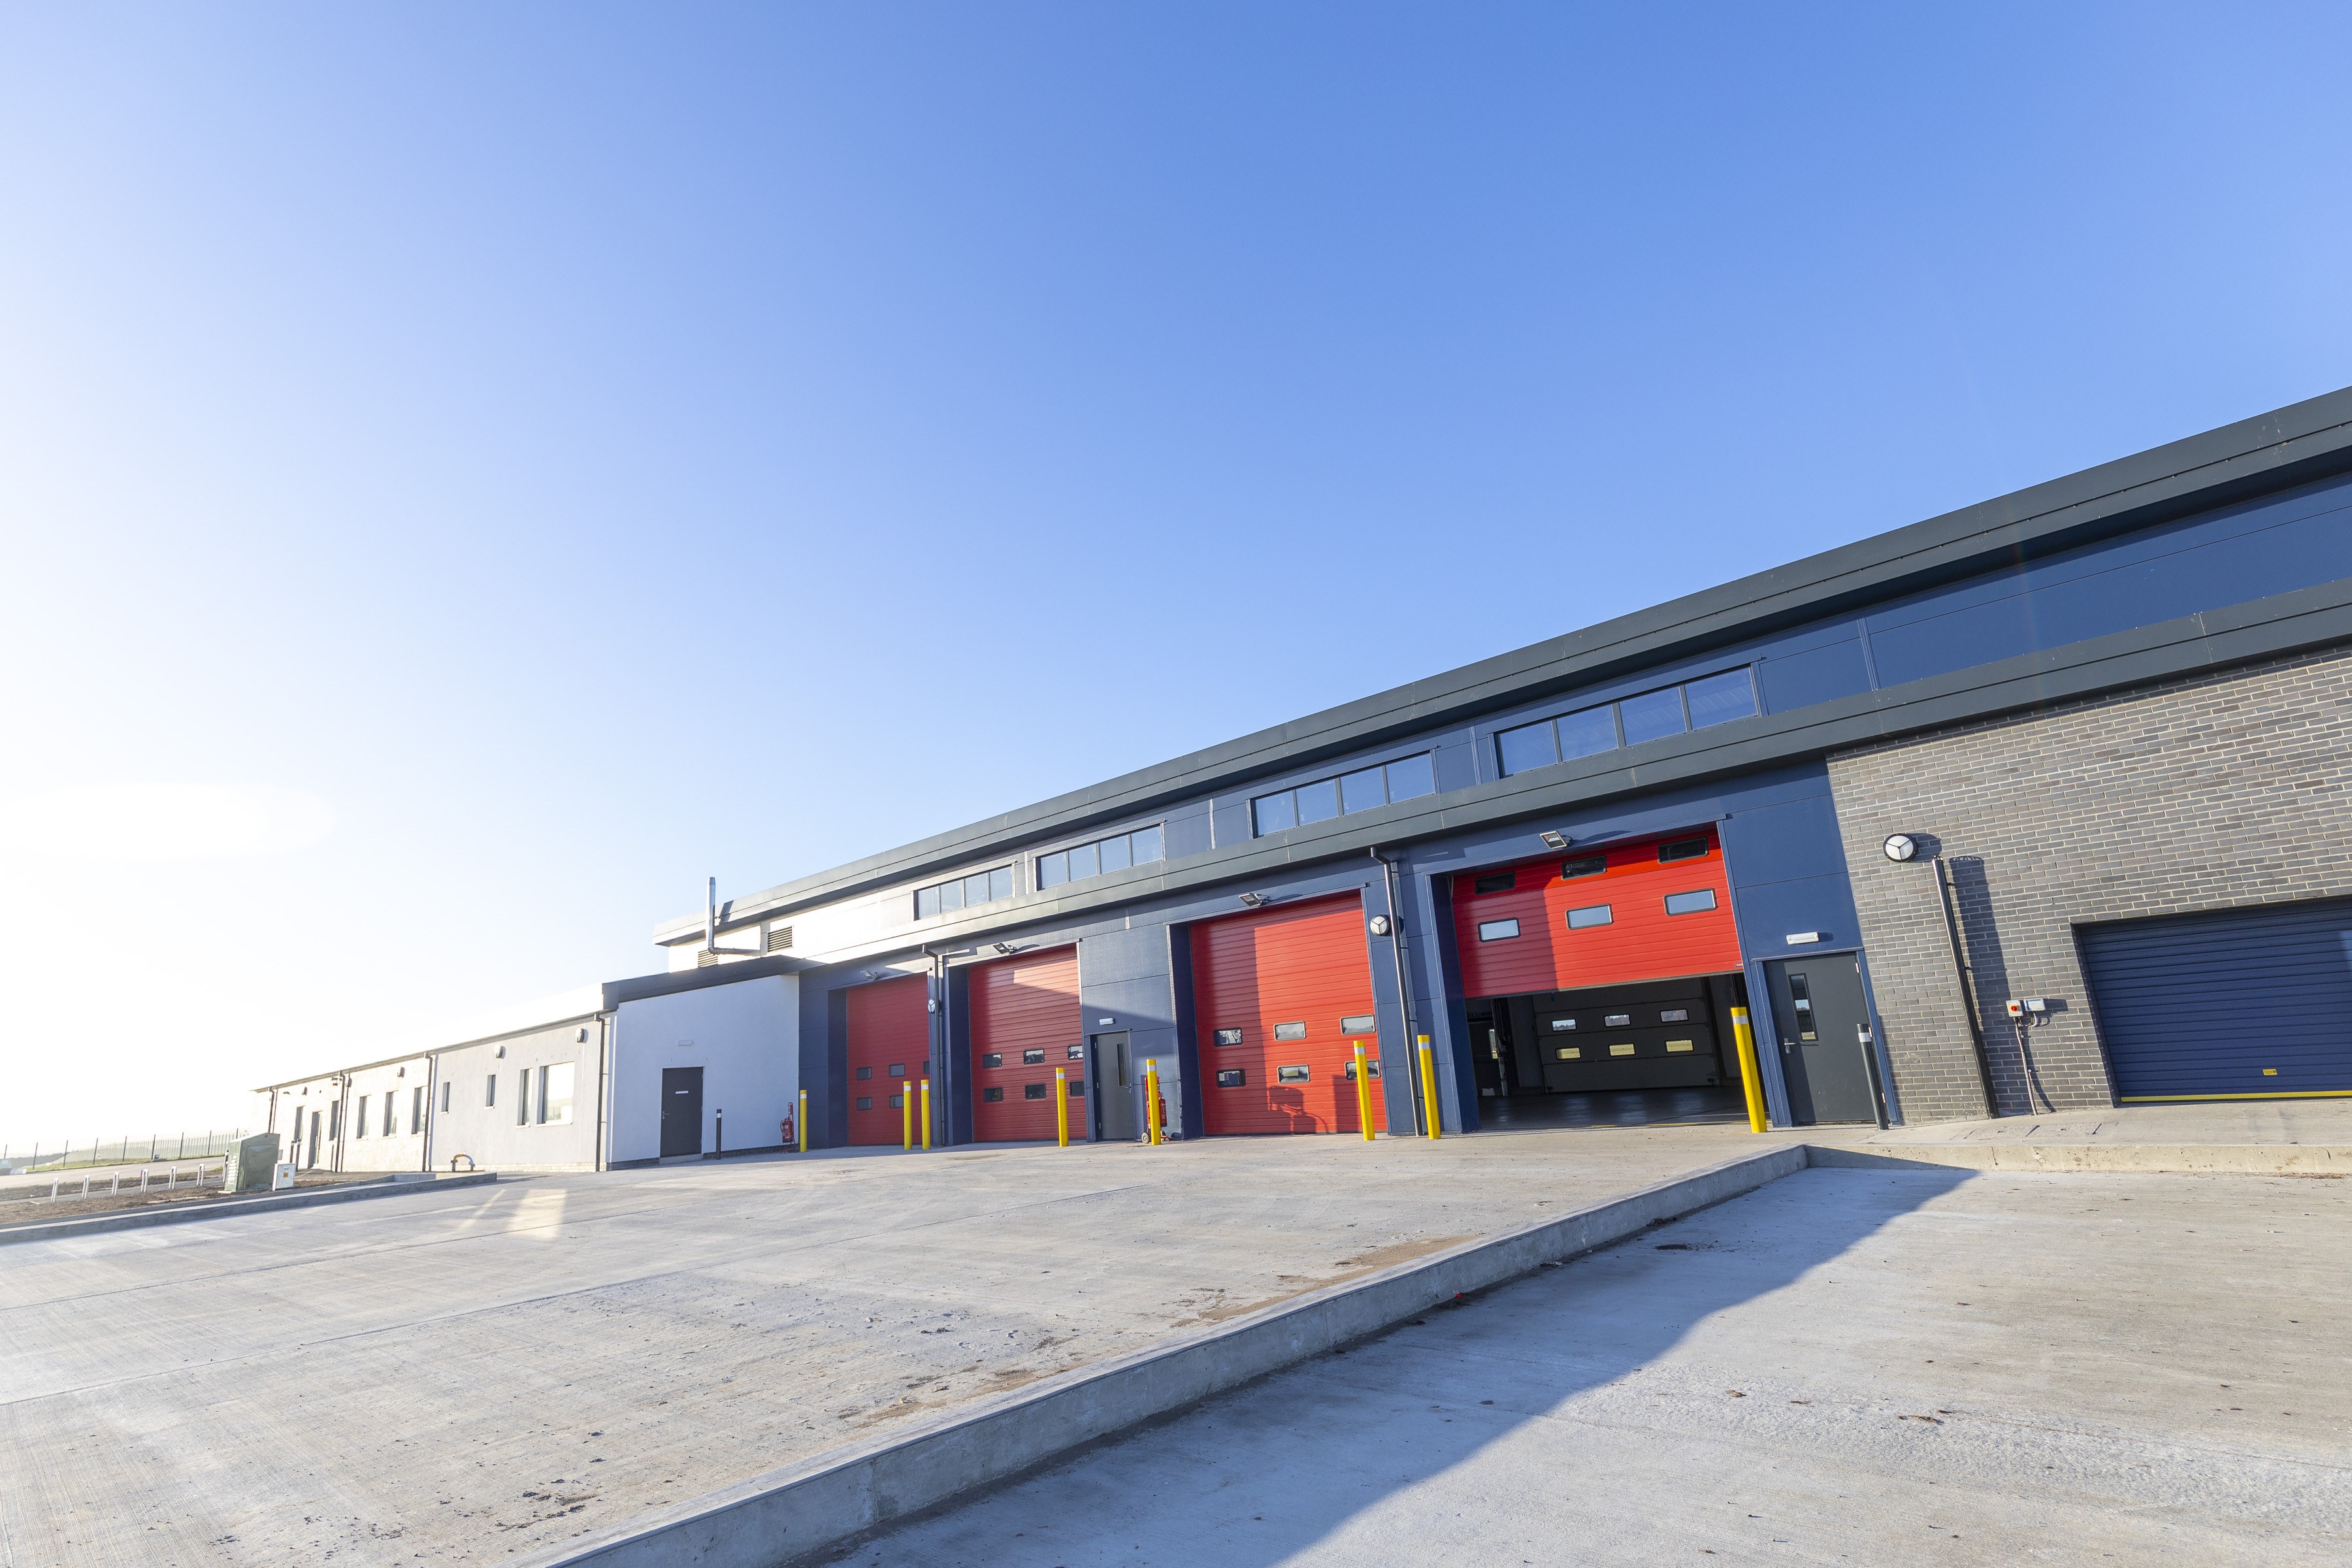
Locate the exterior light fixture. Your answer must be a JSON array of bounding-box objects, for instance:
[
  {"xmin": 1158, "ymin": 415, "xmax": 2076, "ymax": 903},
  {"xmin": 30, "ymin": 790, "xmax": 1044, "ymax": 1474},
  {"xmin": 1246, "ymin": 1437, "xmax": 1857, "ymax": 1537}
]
[
  {"xmin": 1539, "ymin": 830, "xmax": 1571, "ymax": 851},
  {"xmin": 1368, "ymin": 914, "xmax": 1392, "ymax": 936},
  {"xmin": 992, "ymin": 942, "xmax": 1018, "ymax": 956},
  {"xmin": 1882, "ymin": 834, "xmax": 1918, "ymax": 862},
  {"xmin": 1238, "ymin": 892, "xmax": 1269, "ymax": 907}
]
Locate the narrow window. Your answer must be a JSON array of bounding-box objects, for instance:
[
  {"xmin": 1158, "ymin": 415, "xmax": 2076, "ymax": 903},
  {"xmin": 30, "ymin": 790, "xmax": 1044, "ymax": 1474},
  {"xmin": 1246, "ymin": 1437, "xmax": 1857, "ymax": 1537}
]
[
  {"xmin": 888, "ymin": 1062, "xmax": 905, "ymax": 1078},
  {"xmin": 1384, "ymin": 753, "xmax": 1437, "ymax": 800},
  {"xmin": 940, "ymin": 880, "xmax": 964, "ymax": 913},
  {"xmin": 1664, "ymin": 889, "xmax": 1718, "ymax": 915},
  {"xmin": 1547, "ymin": 1017, "xmax": 1576, "ymax": 1032},
  {"xmin": 1275, "ymin": 1065, "xmax": 1311, "ymax": 1084},
  {"xmin": 1561, "ymin": 854, "xmax": 1607, "ymax": 879},
  {"xmin": 1495, "ymin": 720, "xmax": 1558, "ymax": 776},
  {"xmin": 517, "ymin": 1073, "xmax": 530, "ymax": 1126},
  {"xmin": 856, "ymin": 1065, "xmax": 873, "ymax": 1081},
  {"xmin": 1477, "ymin": 918, "xmax": 1522, "ymax": 941},
  {"xmin": 1556, "ymin": 705, "xmax": 1619, "ymax": 759},
  {"xmin": 382, "ymin": 1096, "xmax": 395, "ymax": 1137},
  {"xmin": 988, "ymin": 866, "xmax": 1014, "ymax": 902},
  {"xmin": 963, "ymin": 872, "xmax": 992, "ymax": 906},
  {"xmin": 1130, "ymin": 825, "xmax": 1164, "ymax": 864},
  {"xmin": 1659, "ymin": 1009, "xmax": 1690, "ymax": 1022},
  {"xmin": 1272, "ymin": 1021, "xmax": 1307, "ymax": 1041},
  {"xmin": 1099, "ymin": 834, "xmax": 1132, "ymax": 873},
  {"xmin": 440, "ymin": 1081, "xmax": 452, "ymax": 1113},
  {"xmin": 1217, "ymin": 1069, "xmax": 1247, "ymax": 1088},
  {"xmin": 1023, "ymin": 1082, "xmax": 1049, "ymax": 1100},
  {"xmin": 1605, "ymin": 1013, "xmax": 1632, "ymax": 1026},
  {"xmin": 1609, "ymin": 1043, "xmax": 1637, "ymax": 1057},
  {"xmin": 1068, "ymin": 1078, "xmax": 1085, "ymax": 1098},
  {"xmin": 1555, "ymin": 1047, "xmax": 1582, "ymax": 1060},
  {"xmin": 485, "ymin": 1074, "xmax": 497, "ymax": 1107},
  {"xmin": 1683, "ymin": 668, "xmax": 1759, "ymax": 728},
  {"xmin": 1067, "ymin": 1043, "xmax": 1085, "ymax": 1059},
  {"xmin": 412, "ymin": 1086, "xmax": 425, "ymax": 1132},
  {"xmin": 543, "ymin": 1063, "xmax": 576, "ymax": 1125},
  {"xmin": 1339, "ymin": 766, "xmax": 1386, "ymax": 815},
  {"xmin": 1659, "ymin": 836, "xmax": 1710, "ymax": 862},
  {"xmin": 1343, "ymin": 1058, "xmax": 1381, "ymax": 1079},
  {"xmin": 1339, "ymin": 1015, "xmax": 1376, "ymax": 1035},
  {"xmin": 1665, "ymin": 1040, "xmax": 1696, "ymax": 1053},
  {"xmin": 889, "ymin": 1093, "xmax": 904, "ymax": 1109},
  {"xmin": 1022, "ymin": 1048, "xmax": 1045, "ymax": 1065},
  {"xmin": 1618, "ymin": 687, "xmax": 1688, "ymax": 745},
  {"xmin": 329, "ymin": 1102, "xmax": 342, "ymax": 1139},
  {"xmin": 917, "ymin": 886, "xmax": 943, "ymax": 919},
  {"xmin": 1567, "ymin": 904, "xmax": 1614, "ymax": 929},
  {"xmin": 1252, "ymin": 791, "xmax": 1297, "ymax": 834},
  {"xmin": 857, "ymin": 1096, "xmax": 874, "ymax": 1111},
  {"xmin": 979, "ymin": 1053, "xmax": 1002, "ymax": 1068},
  {"xmin": 1473, "ymin": 870, "xmax": 1515, "ymax": 894},
  {"xmin": 356, "ymin": 1096, "xmax": 370, "ymax": 1137},
  {"xmin": 982, "ymin": 1086, "xmax": 1004, "ymax": 1102},
  {"xmin": 1296, "ymin": 777, "xmax": 1341, "ymax": 825},
  {"xmin": 1213, "ymin": 1028, "xmax": 1244, "ymax": 1046},
  {"xmin": 1037, "ymin": 852, "xmax": 1070, "ymax": 889},
  {"xmin": 1068, "ymin": 840, "xmax": 1100, "ymax": 880}
]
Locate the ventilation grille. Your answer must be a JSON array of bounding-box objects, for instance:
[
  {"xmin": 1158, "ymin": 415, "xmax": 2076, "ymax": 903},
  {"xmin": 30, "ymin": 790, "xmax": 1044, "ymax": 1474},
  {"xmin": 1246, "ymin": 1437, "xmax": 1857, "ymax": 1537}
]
[
  {"xmin": 695, "ymin": 950, "xmax": 719, "ymax": 968},
  {"xmin": 766, "ymin": 926, "xmax": 794, "ymax": 952}
]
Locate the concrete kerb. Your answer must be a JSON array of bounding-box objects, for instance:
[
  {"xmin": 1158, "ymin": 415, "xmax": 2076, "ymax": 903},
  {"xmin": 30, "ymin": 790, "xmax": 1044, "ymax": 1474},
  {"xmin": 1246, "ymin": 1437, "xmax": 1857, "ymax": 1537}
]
[
  {"xmin": 0, "ymin": 1169, "xmax": 502, "ymax": 1246},
  {"xmin": 521, "ymin": 1142, "xmax": 1813, "ymax": 1568},
  {"xmin": 1808, "ymin": 1143, "xmax": 2352, "ymax": 1175}
]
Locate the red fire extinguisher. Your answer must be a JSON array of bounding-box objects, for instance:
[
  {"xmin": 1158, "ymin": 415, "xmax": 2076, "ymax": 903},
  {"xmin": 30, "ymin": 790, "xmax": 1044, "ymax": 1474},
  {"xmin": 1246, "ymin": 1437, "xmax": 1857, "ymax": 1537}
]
[{"xmin": 779, "ymin": 1115, "xmax": 796, "ymax": 1150}]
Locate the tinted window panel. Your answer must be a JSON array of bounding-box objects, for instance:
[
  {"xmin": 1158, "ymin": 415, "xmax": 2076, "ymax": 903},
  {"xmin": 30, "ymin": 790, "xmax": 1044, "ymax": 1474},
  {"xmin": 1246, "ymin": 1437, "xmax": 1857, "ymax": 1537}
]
[
  {"xmin": 1659, "ymin": 836, "xmax": 1710, "ymax": 862},
  {"xmin": 1296, "ymin": 777, "xmax": 1341, "ymax": 824},
  {"xmin": 1664, "ymin": 889, "xmax": 1718, "ymax": 915},
  {"xmin": 1684, "ymin": 669, "xmax": 1759, "ymax": 727},
  {"xmin": 988, "ymin": 866, "xmax": 1013, "ymax": 902},
  {"xmin": 1216, "ymin": 1068, "xmax": 1247, "ymax": 1087},
  {"xmin": 981, "ymin": 1087, "xmax": 1001, "ymax": 1102},
  {"xmin": 1276, "ymin": 1065, "xmax": 1311, "ymax": 1083},
  {"xmin": 1618, "ymin": 687, "xmax": 1687, "ymax": 744},
  {"xmin": 1567, "ymin": 904, "xmax": 1614, "ymax": 928},
  {"xmin": 1068, "ymin": 841, "xmax": 1100, "ymax": 880},
  {"xmin": 964, "ymin": 873, "xmax": 992, "ymax": 905},
  {"xmin": 1496, "ymin": 721, "xmax": 1558, "ymax": 776},
  {"xmin": 1069, "ymin": 1079, "xmax": 1085, "ymax": 1096},
  {"xmin": 1273, "ymin": 1021, "xmax": 1308, "ymax": 1041},
  {"xmin": 1022, "ymin": 1048, "xmax": 1045, "ymax": 1064},
  {"xmin": 1100, "ymin": 834, "xmax": 1132, "ymax": 873},
  {"xmin": 1339, "ymin": 766, "xmax": 1387, "ymax": 814},
  {"xmin": 1556, "ymin": 706, "xmax": 1619, "ymax": 759},
  {"xmin": 1477, "ymin": 918, "xmax": 1522, "ymax": 941},
  {"xmin": 1024, "ymin": 1082, "xmax": 1049, "ymax": 1100},
  {"xmin": 1253, "ymin": 792, "xmax": 1296, "ymax": 834},
  {"xmin": 1384, "ymin": 752, "xmax": 1437, "ymax": 800},
  {"xmin": 980, "ymin": 1053, "xmax": 1002, "ymax": 1068},
  {"xmin": 1340, "ymin": 1015, "xmax": 1376, "ymax": 1034},
  {"xmin": 1037, "ymin": 852, "xmax": 1068, "ymax": 888},
  {"xmin": 1213, "ymin": 1028, "xmax": 1244, "ymax": 1045},
  {"xmin": 916, "ymin": 887, "xmax": 942, "ymax": 919},
  {"xmin": 1130, "ymin": 825, "xmax": 1163, "ymax": 864},
  {"xmin": 1473, "ymin": 870, "xmax": 1514, "ymax": 894},
  {"xmin": 1561, "ymin": 855, "xmax": 1607, "ymax": 878}
]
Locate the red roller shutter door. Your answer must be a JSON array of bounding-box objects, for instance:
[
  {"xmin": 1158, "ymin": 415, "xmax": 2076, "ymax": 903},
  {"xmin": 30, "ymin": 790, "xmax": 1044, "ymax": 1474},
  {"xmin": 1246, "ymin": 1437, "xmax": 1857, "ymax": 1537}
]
[
  {"xmin": 1193, "ymin": 896, "xmax": 1387, "ymax": 1135},
  {"xmin": 846, "ymin": 975, "xmax": 930, "ymax": 1145},
  {"xmin": 1455, "ymin": 830, "xmax": 1740, "ymax": 999},
  {"xmin": 970, "ymin": 946, "xmax": 1084, "ymax": 1141}
]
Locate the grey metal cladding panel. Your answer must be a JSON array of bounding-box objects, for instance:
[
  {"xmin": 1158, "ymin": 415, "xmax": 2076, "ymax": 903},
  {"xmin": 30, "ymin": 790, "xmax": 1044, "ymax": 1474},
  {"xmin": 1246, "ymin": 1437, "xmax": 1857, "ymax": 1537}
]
[
  {"xmin": 1757, "ymin": 638, "xmax": 1870, "ymax": 713},
  {"xmin": 1722, "ymin": 794, "xmax": 1848, "ymax": 888},
  {"xmin": 1077, "ymin": 926, "xmax": 1168, "ymax": 985},
  {"xmin": 659, "ymin": 389, "xmax": 2352, "ymax": 939},
  {"xmin": 1731, "ymin": 874, "xmax": 1860, "ymax": 954},
  {"xmin": 1077, "ymin": 975, "xmax": 1177, "ymax": 1032}
]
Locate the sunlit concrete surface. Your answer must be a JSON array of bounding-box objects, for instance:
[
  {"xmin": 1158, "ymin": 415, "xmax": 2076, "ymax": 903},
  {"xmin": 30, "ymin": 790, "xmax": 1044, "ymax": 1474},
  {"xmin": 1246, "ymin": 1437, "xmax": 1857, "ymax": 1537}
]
[
  {"xmin": 0, "ymin": 1124, "xmax": 1839, "ymax": 1567},
  {"xmin": 849, "ymin": 1168, "xmax": 2352, "ymax": 1567},
  {"xmin": 1865, "ymin": 1096, "xmax": 2352, "ymax": 1147}
]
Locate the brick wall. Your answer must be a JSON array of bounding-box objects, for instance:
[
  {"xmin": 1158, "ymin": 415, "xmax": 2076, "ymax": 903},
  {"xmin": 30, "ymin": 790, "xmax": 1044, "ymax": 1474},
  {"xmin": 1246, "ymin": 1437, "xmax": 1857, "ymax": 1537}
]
[{"xmin": 1829, "ymin": 644, "xmax": 2352, "ymax": 1124}]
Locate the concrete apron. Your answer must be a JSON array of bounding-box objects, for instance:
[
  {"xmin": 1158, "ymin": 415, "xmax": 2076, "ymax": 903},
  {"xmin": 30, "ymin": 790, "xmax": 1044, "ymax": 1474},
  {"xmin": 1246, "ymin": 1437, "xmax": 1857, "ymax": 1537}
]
[{"xmin": 516, "ymin": 1136, "xmax": 2344, "ymax": 1568}]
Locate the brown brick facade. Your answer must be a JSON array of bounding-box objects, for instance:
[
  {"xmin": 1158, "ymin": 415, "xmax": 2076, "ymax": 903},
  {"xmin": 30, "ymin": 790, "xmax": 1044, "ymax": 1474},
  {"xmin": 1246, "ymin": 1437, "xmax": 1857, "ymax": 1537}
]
[{"xmin": 1829, "ymin": 644, "xmax": 2352, "ymax": 1124}]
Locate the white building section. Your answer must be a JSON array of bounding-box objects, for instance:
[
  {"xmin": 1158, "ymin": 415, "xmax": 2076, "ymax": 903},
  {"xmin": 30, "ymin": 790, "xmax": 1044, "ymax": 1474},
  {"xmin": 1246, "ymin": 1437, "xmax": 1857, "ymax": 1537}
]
[{"xmin": 610, "ymin": 972, "xmax": 798, "ymax": 1164}]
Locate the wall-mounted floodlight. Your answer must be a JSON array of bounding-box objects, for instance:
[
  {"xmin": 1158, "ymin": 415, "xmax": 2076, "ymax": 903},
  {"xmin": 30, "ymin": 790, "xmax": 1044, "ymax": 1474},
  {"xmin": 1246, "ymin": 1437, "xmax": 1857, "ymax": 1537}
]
[
  {"xmin": 1539, "ymin": 830, "xmax": 1571, "ymax": 851},
  {"xmin": 1882, "ymin": 834, "xmax": 1918, "ymax": 862},
  {"xmin": 992, "ymin": 942, "xmax": 1019, "ymax": 956},
  {"xmin": 1238, "ymin": 892, "xmax": 1269, "ymax": 907},
  {"xmin": 861, "ymin": 969, "xmax": 892, "ymax": 982}
]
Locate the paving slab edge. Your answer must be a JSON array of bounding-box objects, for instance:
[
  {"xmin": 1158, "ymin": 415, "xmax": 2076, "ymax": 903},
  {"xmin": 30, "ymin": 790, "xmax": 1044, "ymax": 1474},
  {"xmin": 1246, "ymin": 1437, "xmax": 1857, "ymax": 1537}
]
[
  {"xmin": 0, "ymin": 1170, "xmax": 503, "ymax": 1244},
  {"xmin": 519, "ymin": 1142, "xmax": 1812, "ymax": 1568},
  {"xmin": 1812, "ymin": 1143, "xmax": 2352, "ymax": 1173}
]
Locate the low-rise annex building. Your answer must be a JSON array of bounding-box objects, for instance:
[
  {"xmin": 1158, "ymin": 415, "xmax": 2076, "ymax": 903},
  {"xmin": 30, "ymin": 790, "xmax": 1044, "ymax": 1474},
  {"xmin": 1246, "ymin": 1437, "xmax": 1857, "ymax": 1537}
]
[
  {"xmin": 665, "ymin": 387, "xmax": 2352, "ymax": 1143},
  {"xmin": 255, "ymin": 956, "xmax": 808, "ymax": 1174}
]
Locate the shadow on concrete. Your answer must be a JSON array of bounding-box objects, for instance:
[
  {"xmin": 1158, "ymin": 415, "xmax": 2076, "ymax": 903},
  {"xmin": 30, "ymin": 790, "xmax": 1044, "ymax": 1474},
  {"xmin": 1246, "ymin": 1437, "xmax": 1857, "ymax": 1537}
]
[
  {"xmin": 1476, "ymin": 1086, "xmax": 1750, "ymax": 1130},
  {"xmin": 847, "ymin": 1164, "xmax": 1979, "ymax": 1567}
]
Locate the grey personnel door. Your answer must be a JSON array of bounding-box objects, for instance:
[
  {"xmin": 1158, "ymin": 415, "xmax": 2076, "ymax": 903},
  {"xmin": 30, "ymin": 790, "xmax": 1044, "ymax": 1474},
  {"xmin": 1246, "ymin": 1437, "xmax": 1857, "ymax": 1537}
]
[
  {"xmin": 661, "ymin": 1066, "xmax": 704, "ymax": 1157},
  {"xmin": 1763, "ymin": 956, "xmax": 1880, "ymax": 1124},
  {"xmin": 1090, "ymin": 1033, "xmax": 1136, "ymax": 1142}
]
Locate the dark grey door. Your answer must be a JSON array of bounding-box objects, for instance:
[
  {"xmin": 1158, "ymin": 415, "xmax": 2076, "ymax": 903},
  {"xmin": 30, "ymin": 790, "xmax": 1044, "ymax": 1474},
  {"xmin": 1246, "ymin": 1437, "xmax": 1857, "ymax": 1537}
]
[
  {"xmin": 661, "ymin": 1067, "xmax": 704, "ymax": 1156},
  {"xmin": 1091, "ymin": 1033, "xmax": 1135, "ymax": 1142},
  {"xmin": 304, "ymin": 1109, "xmax": 319, "ymax": 1168},
  {"xmin": 1765, "ymin": 956, "xmax": 1879, "ymax": 1124}
]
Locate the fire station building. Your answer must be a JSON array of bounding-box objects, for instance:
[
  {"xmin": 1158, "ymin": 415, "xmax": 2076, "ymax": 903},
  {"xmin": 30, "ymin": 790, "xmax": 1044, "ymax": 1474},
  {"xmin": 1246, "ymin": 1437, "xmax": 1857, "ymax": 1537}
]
[{"xmin": 657, "ymin": 388, "xmax": 2352, "ymax": 1147}]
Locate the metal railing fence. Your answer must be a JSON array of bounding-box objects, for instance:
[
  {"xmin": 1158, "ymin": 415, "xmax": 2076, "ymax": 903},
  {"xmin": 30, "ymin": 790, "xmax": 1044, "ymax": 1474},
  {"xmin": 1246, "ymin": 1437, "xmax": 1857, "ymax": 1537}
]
[{"xmin": 0, "ymin": 1131, "xmax": 250, "ymax": 1174}]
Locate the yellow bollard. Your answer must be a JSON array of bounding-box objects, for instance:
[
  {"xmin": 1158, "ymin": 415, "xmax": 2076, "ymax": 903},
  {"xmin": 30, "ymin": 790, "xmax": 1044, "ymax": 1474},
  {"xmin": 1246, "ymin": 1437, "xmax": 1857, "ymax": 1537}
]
[
  {"xmin": 1054, "ymin": 1068, "xmax": 1070, "ymax": 1147},
  {"xmin": 1417, "ymin": 1036, "xmax": 1441, "ymax": 1139},
  {"xmin": 797, "ymin": 1089, "xmax": 808, "ymax": 1154},
  {"xmin": 1351, "ymin": 1041, "xmax": 1374, "ymax": 1141},
  {"xmin": 921, "ymin": 1079, "xmax": 932, "ymax": 1151},
  {"xmin": 1143, "ymin": 1060, "xmax": 1163, "ymax": 1145},
  {"xmin": 902, "ymin": 1081, "xmax": 913, "ymax": 1151},
  {"xmin": 1731, "ymin": 1006, "xmax": 1769, "ymax": 1133}
]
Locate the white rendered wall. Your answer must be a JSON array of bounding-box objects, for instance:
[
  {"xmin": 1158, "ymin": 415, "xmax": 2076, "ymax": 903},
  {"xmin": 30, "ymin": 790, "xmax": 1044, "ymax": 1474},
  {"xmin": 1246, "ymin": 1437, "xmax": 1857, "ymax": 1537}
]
[
  {"xmin": 611, "ymin": 975, "xmax": 798, "ymax": 1164},
  {"xmin": 339, "ymin": 1056, "xmax": 434, "ymax": 1172},
  {"xmin": 431, "ymin": 1019, "xmax": 604, "ymax": 1173}
]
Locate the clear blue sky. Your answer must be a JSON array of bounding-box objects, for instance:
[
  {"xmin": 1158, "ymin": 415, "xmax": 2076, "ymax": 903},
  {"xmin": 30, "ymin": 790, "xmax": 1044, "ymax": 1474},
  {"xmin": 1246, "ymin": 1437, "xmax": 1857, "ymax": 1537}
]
[{"xmin": 5, "ymin": 3, "xmax": 2349, "ymax": 1147}]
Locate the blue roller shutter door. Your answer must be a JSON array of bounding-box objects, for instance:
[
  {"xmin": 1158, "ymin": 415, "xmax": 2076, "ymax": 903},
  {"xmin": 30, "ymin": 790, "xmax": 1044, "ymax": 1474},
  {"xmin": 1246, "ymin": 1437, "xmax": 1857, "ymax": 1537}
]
[{"xmin": 2079, "ymin": 896, "xmax": 2352, "ymax": 1102}]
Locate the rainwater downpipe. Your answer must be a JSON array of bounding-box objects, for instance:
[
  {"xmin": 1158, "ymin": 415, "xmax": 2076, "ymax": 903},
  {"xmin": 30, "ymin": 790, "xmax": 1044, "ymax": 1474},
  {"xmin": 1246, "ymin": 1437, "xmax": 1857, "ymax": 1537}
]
[
  {"xmin": 1931, "ymin": 856, "xmax": 2000, "ymax": 1116},
  {"xmin": 1370, "ymin": 847, "xmax": 1424, "ymax": 1134}
]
